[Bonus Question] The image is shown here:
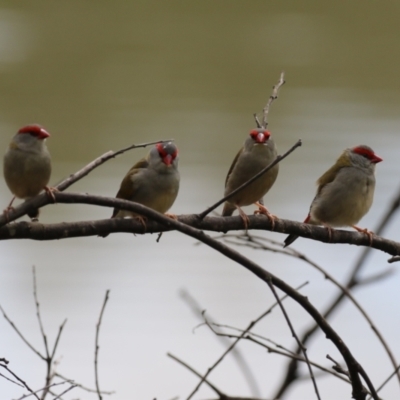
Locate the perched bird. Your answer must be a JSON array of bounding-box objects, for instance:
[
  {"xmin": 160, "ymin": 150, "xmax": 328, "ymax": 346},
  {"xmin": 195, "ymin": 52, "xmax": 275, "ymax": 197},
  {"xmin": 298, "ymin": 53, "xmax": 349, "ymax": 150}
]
[
  {"xmin": 111, "ymin": 142, "xmax": 180, "ymax": 219},
  {"xmin": 283, "ymin": 145, "xmax": 382, "ymax": 247},
  {"xmin": 222, "ymin": 128, "xmax": 279, "ymax": 227},
  {"xmin": 3, "ymin": 124, "xmax": 52, "ymax": 220}
]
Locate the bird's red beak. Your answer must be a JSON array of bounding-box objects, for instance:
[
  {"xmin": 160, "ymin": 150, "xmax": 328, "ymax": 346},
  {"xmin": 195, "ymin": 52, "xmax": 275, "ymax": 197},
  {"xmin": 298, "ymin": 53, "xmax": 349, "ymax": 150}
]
[
  {"xmin": 163, "ymin": 154, "xmax": 173, "ymax": 166},
  {"xmin": 249, "ymin": 129, "xmax": 271, "ymax": 144},
  {"xmin": 371, "ymin": 154, "xmax": 383, "ymax": 164}
]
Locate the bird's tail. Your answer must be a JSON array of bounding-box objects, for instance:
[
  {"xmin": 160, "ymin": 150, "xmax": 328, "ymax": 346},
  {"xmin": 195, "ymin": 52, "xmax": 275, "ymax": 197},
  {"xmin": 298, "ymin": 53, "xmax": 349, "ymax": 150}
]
[
  {"xmin": 283, "ymin": 214, "xmax": 311, "ymax": 248},
  {"xmin": 222, "ymin": 202, "xmax": 235, "ymax": 216}
]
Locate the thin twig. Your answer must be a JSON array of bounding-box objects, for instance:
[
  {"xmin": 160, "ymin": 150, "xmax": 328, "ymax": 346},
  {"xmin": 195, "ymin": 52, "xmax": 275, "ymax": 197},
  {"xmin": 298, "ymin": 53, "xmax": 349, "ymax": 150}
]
[
  {"xmin": 197, "ymin": 139, "xmax": 302, "ymax": 219},
  {"xmin": 167, "ymin": 353, "xmax": 225, "ymax": 397},
  {"xmin": 180, "ymin": 289, "xmax": 261, "ymax": 397},
  {"xmin": 186, "ymin": 282, "xmax": 308, "ymax": 400},
  {"xmin": 0, "ymin": 364, "xmax": 40, "ymax": 400},
  {"xmin": 262, "ymin": 71, "xmax": 285, "ymax": 128},
  {"xmin": 55, "ymin": 372, "xmax": 115, "ymax": 395},
  {"xmin": 266, "ymin": 281, "xmax": 321, "ymax": 400},
  {"xmin": 95, "ymin": 290, "xmax": 110, "ymax": 400},
  {"xmin": 0, "ymin": 304, "xmax": 45, "ymax": 360}
]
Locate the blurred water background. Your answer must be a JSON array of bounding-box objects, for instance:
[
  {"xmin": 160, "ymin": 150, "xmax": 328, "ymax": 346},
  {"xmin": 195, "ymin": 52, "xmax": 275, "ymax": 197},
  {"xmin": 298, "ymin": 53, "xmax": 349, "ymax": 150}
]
[{"xmin": 0, "ymin": 1, "xmax": 400, "ymax": 399}]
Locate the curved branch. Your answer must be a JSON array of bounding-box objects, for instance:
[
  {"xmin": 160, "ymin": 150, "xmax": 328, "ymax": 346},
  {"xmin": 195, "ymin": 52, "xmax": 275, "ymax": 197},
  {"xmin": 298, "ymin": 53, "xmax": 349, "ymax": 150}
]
[
  {"xmin": 0, "ymin": 193, "xmax": 378, "ymax": 399},
  {"xmin": 0, "ymin": 192, "xmax": 399, "ymax": 260}
]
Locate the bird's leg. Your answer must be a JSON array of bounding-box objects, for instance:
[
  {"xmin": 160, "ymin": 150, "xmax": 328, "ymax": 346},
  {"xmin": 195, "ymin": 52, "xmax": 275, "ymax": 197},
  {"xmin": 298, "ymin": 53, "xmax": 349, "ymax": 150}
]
[
  {"xmin": 165, "ymin": 213, "xmax": 178, "ymax": 220},
  {"xmin": 254, "ymin": 201, "xmax": 277, "ymax": 230},
  {"xmin": 3, "ymin": 197, "xmax": 16, "ymax": 222},
  {"xmin": 44, "ymin": 186, "xmax": 58, "ymax": 203},
  {"xmin": 236, "ymin": 206, "xmax": 250, "ymax": 231},
  {"xmin": 321, "ymin": 222, "xmax": 333, "ymax": 242},
  {"xmin": 352, "ymin": 225, "xmax": 374, "ymax": 246},
  {"xmin": 134, "ymin": 216, "xmax": 147, "ymax": 233}
]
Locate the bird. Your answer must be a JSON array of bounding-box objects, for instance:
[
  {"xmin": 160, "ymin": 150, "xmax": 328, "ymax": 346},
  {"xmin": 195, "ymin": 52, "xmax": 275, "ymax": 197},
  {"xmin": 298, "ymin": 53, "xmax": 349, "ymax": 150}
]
[
  {"xmin": 111, "ymin": 141, "xmax": 180, "ymax": 220},
  {"xmin": 222, "ymin": 128, "xmax": 279, "ymax": 228},
  {"xmin": 283, "ymin": 145, "xmax": 383, "ymax": 247},
  {"xmin": 3, "ymin": 124, "xmax": 52, "ymax": 221}
]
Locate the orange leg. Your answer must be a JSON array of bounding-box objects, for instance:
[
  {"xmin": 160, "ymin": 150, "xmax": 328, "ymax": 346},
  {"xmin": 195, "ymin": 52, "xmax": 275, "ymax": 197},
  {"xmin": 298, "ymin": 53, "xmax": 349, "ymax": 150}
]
[
  {"xmin": 236, "ymin": 206, "xmax": 250, "ymax": 231},
  {"xmin": 165, "ymin": 213, "xmax": 178, "ymax": 220},
  {"xmin": 352, "ymin": 225, "xmax": 374, "ymax": 246},
  {"xmin": 3, "ymin": 197, "xmax": 16, "ymax": 222},
  {"xmin": 254, "ymin": 201, "xmax": 277, "ymax": 230},
  {"xmin": 321, "ymin": 223, "xmax": 334, "ymax": 243},
  {"xmin": 44, "ymin": 186, "xmax": 58, "ymax": 203}
]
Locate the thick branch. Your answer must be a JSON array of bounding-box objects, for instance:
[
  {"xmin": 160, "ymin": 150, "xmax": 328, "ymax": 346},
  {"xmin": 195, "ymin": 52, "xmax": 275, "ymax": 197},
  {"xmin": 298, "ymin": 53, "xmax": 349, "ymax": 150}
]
[{"xmin": 0, "ymin": 193, "xmax": 399, "ymax": 260}]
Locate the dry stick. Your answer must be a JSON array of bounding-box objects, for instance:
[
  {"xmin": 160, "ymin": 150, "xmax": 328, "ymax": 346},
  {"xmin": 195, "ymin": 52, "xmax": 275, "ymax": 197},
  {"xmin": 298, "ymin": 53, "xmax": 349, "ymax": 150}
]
[
  {"xmin": 0, "ymin": 364, "xmax": 40, "ymax": 400},
  {"xmin": 55, "ymin": 372, "xmax": 115, "ymax": 395},
  {"xmin": 222, "ymin": 332, "xmax": 352, "ymax": 386},
  {"xmin": 7, "ymin": 194, "xmax": 377, "ymax": 399},
  {"xmin": 244, "ymin": 334, "xmax": 351, "ymax": 385},
  {"xmin": 234, "ymin": 232, "xmax": 398, "ymax": 389},
  {"xmin": 274, "ymin": 184, "xmax": 400, "ymax": 398},
  {"xmin": 0, "ymin": 138, "xmax": 173, "ymax": 227},
  {"xmin": 0, "ymin": 304, "xmax": 45, "ymax": 360},
  {"xmin": 180, "ymin": 290, "xmax": 261, "ymax": 398},
  {"xmin": 167, "ymin": 353, "xmax": 226, "ymax": 398},
  {"xmin": 262, "ymin": 71, "xmax": 286, "ymax": 128},
  {"xmin": 266, "ymin": 281, "xmax": 321, "ymax": 400},
  {"xmin": 95, "ymin": 290, "xmax": 110, "ymax": 400},
  {"xmin": 197, "ymin": 139, "xmax": 302, "ymax": 220},
  {"xmin": 32, "ymin": 267, "xmax": 67, "ymax": 400},
  {"xmin": 52, "ymin": 384, "xmax": 77, "ymax": 400},
  {"xmin": 17, "ymin": 380, "xmax": 74, "ymax": 400},
  {"xmin": 187, "ymin": 281, "xmax": 308, "ymax": 399},
  {"xmin": 369, "ymin": 364, "xmax": 400, "ymax": 400}
]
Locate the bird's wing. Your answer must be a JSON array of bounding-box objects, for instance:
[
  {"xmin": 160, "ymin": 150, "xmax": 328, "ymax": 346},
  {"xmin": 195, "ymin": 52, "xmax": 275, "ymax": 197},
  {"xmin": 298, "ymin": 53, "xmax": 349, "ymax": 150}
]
[
  {"xmin": 316, "ymin": 163, "xmax": 343, "ymax": 195},
  {"xmin": 111, "ymin": 158, "xmax": 149, "ymax": 217},
  {"xmin": 225, "ymin": 148, "xmax": 243, "ymax": 187}
]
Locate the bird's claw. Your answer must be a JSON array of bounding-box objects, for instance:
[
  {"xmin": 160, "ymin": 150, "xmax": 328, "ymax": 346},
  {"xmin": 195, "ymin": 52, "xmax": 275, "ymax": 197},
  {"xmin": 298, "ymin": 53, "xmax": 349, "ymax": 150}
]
[
  {"xmin": 254, "ymin": 202, "xmax": 277, "ymax": 230},
  {"xmin": 44, "ymin": 186, "xmax": 58, "ymax": 203},
  {"xmin": 352, "ymin": 225, "xmax": 374, "ymax": 246}
]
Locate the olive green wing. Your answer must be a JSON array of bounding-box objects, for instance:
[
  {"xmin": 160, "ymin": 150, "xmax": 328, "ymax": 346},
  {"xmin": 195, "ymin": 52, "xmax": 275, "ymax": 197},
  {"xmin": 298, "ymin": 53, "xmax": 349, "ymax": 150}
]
[{"xmin": 111, "ymin": 158, "xmax": 149, "ymax": 217}]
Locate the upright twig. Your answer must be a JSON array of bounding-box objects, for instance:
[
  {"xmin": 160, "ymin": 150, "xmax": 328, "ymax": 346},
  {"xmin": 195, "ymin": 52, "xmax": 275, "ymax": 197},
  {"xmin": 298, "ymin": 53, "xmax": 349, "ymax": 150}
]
[
  {"xmin": 261, "ymin": 71, "xmax": 285, "ymax": 128},
  {"xmin": 95, "ymin": 290, "xmax": 110, "ymax": 400},
  {"xmin": 266, "ymin": 281, "xmax": 321, "ymax": 400}
]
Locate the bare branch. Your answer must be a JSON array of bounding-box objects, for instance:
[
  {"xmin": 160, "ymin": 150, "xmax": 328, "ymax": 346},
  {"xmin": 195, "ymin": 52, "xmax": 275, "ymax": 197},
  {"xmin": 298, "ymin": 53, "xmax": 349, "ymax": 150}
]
[
  {"xmin": 262, "ymin": 70, "xmax": 285, "ymax": 128},
  {"xmin": 266, "ymin": 281, "xmax": 321, "ymax": 400},
  {"xmin": 0, "ymin": 194, "xmax": 398, "ymax": 259},
  {"xmin": 95, "ymin": 290, "xmax": 110, "ymax": 400},
  {"xmin": 167, "ymin": 353, "xmax": 225, "ymax": 397}
]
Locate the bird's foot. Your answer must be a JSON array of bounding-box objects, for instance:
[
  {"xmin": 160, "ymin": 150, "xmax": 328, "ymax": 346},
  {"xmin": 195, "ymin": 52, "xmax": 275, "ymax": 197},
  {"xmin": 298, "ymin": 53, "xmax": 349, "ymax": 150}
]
[
  {"xmin": 165, "ymin": 213, "xmax": 178, "ymax": 220},
  {"xmin": 254, "ymin": 202, "xmax": 277, "ymax": 230},
  {"xmin": 352, "ymin": 225, "xmax": 374, "ymax": 246},
  {"xmin": 321, "ymin": 223, "xmax": 334, "ymax": 242},
  {"xmin": 44, "ymin": 186, "xmax": 58, "ymax": 203},
  {"xmin": 2, "ymin": 205, "xmax": 15, "ymax": 223},
  {"xmin": 237, "ymin": 206, "xmax": 250, "ymax": 231},
  {"xmin": 135, "ymin": 216, "xmax": 147, "ymax": 233}
]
